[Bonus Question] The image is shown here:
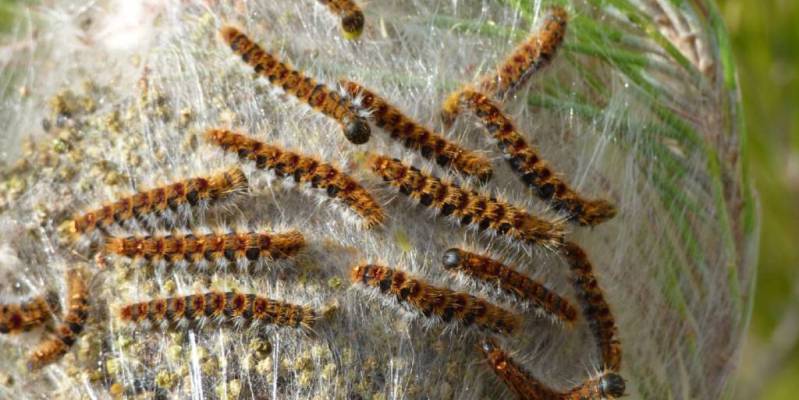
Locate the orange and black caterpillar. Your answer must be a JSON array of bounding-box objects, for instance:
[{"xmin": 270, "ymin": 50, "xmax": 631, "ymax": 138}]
[
  {"xmin": 479, "ymin": 338, "xmax": 626, "ymax": 400},
  {"xmin": 207, "ymin": 129, "xmax": 384, "ymax": 228},
  {"xmin": 476, "ymin": 6, "xmax": 568, "ymax": 100},
  {"xmin": 480, "ymin": 338, "xmax": 561, "ymax": 400},
  {"xmin": 366, "ymin": 154, "xmax": 564, "ymax": 248},
  {"xmin": 28, "ymin": 269, "xmax": 89, "ymax": 370},
  {"xmin": 104, "ymin": 229, "xmax": 305, "ymax": 269},
  {"xmin": 340, "ymin": 80, "xmax": 493, "ymax": 182},
  {"xmin": 444, "ymin": 89, "xmax": 616, "ymax": 226},
  {"xmin": 317, "ymin": 0, "xmax": 365, "ymax": 39},
  {"xmin": 561, "ymin": 241, "xmax": 622, "ymax": 372},
  {"xmin": 70, "ymin": 168, "xmax": 248, "ymax": 237},
  {"xmin": 350, "ymin": 264, "xmax": 519, "ymax": 334},
  {"xmin": 118, "ymin": 291, "xmax": 316, "ymax": 330},
  {"xmin": 219, "ymin": 27, "xmax": 370, "ymax": 144},
  {"xmin": 0, "ymin": 294, "xmax": 57, "ymax": 334},
  {"xmin": 442, "ymin": 248, "xmax": 577, "ymax": 324}
]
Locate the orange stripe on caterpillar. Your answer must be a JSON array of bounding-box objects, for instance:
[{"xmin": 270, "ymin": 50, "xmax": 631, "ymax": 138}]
[
  {"xmin": 207, "ymin": 129, "xmax": 384, "ymax": 228},
  {"xmin": 28, "ymin": 269, "xmax": 90, "ymax": 370},
  {"xmin": 350, "ymin": 264, "xmax": 519, "ymax": 334},
  {"xmin": 69, "ymin": 168, "xmax": 248, "ymax": 237},
  {"xmin": 0, "ymin": 294, "xmax": 57, "ymax": 334},
  {"xmin": 104, "ymin": 229, "xmax": 305, "ymax": 266},
  {"xmin": 118, "ymin": 291, "xmax": 316, "ymax": 330},
  {"xmin": 442, "ymin": 248, "xmax": 577, "ymax": 324},
  {"xmin": 366, "ymin": 154, "xmax": 564, "ymax": 248},
  {"xmin": 446, "ymin": 89, "xmax": 616, "ymax": 226},
  {"xmin": 340, "ymin": 80, "xmax": 493, "ymax": 182},
  {"xmin": 317, "ymin": 0, "xmax": 365, "ymax": 39},
  {"xmin": 479, "ymin": 338, "xmax": 626, "ymax": 400},
  {"xmin": 219, "ymin": 27, "xmax": 370, "ymax": 144},
  {"xmin": 561, "ymin": 241, "xmax": 622, "ymax": 372},
  {"xmin": 477, "ymin": 6, "xmax": 567, "ymax": 100}
]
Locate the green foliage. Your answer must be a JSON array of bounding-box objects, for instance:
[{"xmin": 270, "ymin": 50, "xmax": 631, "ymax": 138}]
[{"xmin": 718, "ymin": 0, "xmax": 799, "ymax": 399}]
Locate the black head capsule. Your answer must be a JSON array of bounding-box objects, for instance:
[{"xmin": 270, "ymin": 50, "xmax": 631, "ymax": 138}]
[
  {"xmin": 600, "ymin": 373, "xmax": 626, "ymax": 398},
  {"xmin": 341, "ymin": 11, "xmax": 365, "ymax": 39},
  {"xmin": 344, "ymin": 118, "xmax": 371, "ymax": 144},
  {"xmin": 442, "ymin": 248, "xmax": 463, "ymax": 270}
]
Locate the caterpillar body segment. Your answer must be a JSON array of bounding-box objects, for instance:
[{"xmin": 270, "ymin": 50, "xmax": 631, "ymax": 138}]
[
  {"xmin": 206, "ymin": 129, "xmax": 384, "ymax": 228},
  {"xmin": 366, "ymin": 154, "xmax": 564, "ymax": 248},
  {"xmin": 441, "ymin": 6, "xmax": 568, "ymax": 125},
  {"xmin": 479, "ymin": 338, "xmax": 560, "ymax": 400},
  {"xmin": 448, "ymin": 89, "xmax": 616, "ymax": 226},
  {"xmin": 118, "ymin": 292, "xmax": 316, "ymax": 331},
  {"xmin": 28, "ymin": 269, "xmax": 90, "ymax": 370},
  {"xmin": 442, "ymin": 248, "xmax": 577, "ymax": 325},
  {"xmin": 0, "ymin": 294, "xmax": 56, "ymax": 334},
  {"xmin": 476, "ymin": 6, "xmax": 568, "ymax": 100},
  {"xmin": 480, "ymin": 338, "xmax": 626, "ymax": 399},
  {"xmin": 561, "ymin": 241, "xmax": 622, "ymax": 372},
  {"xmin": 219, "ymin": 26, "xmax": 370, "ymax": 144},
  {"xmin": 104, "ymin": 229, "xmax": 305, "ymax": 271},
  {"xmin": 350, "ymin": 264, "xmax": 520, "ymax": 334},
  {"xmin": 70, "ymin": 168, "xmax": 248, "ymax": 238},
  {"xmin": 341, "ymin": 80, "xmax": 493, "ymax": 182}
]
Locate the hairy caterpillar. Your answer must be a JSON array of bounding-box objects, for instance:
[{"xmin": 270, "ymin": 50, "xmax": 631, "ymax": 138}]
[
  {"xmin": 317, "ymin": 0, "xmax": 365, "ymax": 39},
  {"xmin": 350, "ymin": 264, "xmax": 519, "ymax": 334},
  {"xmin": 28, "ymin": 269, "xmax": 89, "ymax": 370},
  {"xmin": 69, "ymin": 168, "xmax": 248, "ymax": 237},
  {"xmin": 443, "ymin": 89, "xmax": 616, "ymax": 226},
  {"xmin": 366, "ymin": 154, "xmax": 564, "ymax": 248},
  {"xmin": 206, "ymin": 129, "xmax": 384, "ymax": 228},
  {"xmin": 441, "ymin": 248, "xmax": 577, "ymax": 325},
  {"xmin": 441, "ymin": 6, "xmax": 568, "ymax": 124},
  {"xmin": 479, "ymin": 338, "xmax": 560, "ymax": 399},
  {"xmin": 104, "ymin": 229, "xmax": 305, "ymax": 270},
  {"xmin": 118, "ymin": 291, "xmax": 316, "ymax": 330},
  {"xmin": 340, "ymin": 80, "xmax": 493, "ymax": 181},
  {"xmin": 477, "ymin": 6, "xmax": 568, "ymax": 100},
  {"xmin": 479, "ymin": 338, "xmax": 626, "ymax": 399},
  {"xmin": 561, "ymin": 241, "xmax": 622, "ymax": 372},
  {"xmin": 562, "ymin": 372, "xmax": 626, "ymax": 400},
  {"xmin": 0, "ymin": 294, "xmax": 56, "ymax": 334},
  {"xmin": 219, "ymin": 27, "xmax": 371, "ymax": 144}
]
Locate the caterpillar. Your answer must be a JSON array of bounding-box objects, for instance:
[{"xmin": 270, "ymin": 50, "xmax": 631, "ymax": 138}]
[
  {"xmin": 561, "ymin": 241, "xmax": 622, "ymax": 372},
  {"xmin": 479, "ymin": 338, "xmax": 626, "ymax": 400},
  {"xmin": 219, "ymin": 26, "xmax": 371, "ymax": 144},
  {"xmin": 366, "ymin": 154, "xmax": 564, "ymax": 248},
  {"xmin": 561, "ymin": 372, "xmax": 626, "ymax": 400},
  {"xmin": 28, "ymin": 269, "xmax": 90, "ymax": 370},
  {"xmin": 69, "ymin": 168, "xmax": 248, "ymax": 237},
  {"xmin": 0, "ymin": 294, "xmax": 56, "ymax": 334},
  {"xmin": 444, "ymin": 89, "xmax": 616, "ymax": 226},
  {"xmin": 118, "ymin": 291, "xmax": 316, "ymax": 331},
  {"xmin": 477, "ymin": 5, "xmax": 568, "ymax": 100},
  {"xmin": 317, "ymin": 0, "xmax": 365, "ymax": 39},
  {"xmin": 441, "ymin": 248, "xmax": 577, "ymax": 325},
  {"xmin": 340, "ymin": 80, "xmax": 493, "ymax": 182},
  {"xmin": 206, "ymin": 129, "xmax": 384, "ymax": 228},
  {"xmin": 104, "ymin": 229, "xmax": 305, "ymax": 270},
  {"xmin": 350, "ymin": 264, "xmax": 519, "ymax": 334},
  {"xmin": 479, "ymin": 338, "xmax": 560, "ymax": 399},
  {"xmin": 441, "ymin": 6, "xmax": 568, "ymax": 125}
]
